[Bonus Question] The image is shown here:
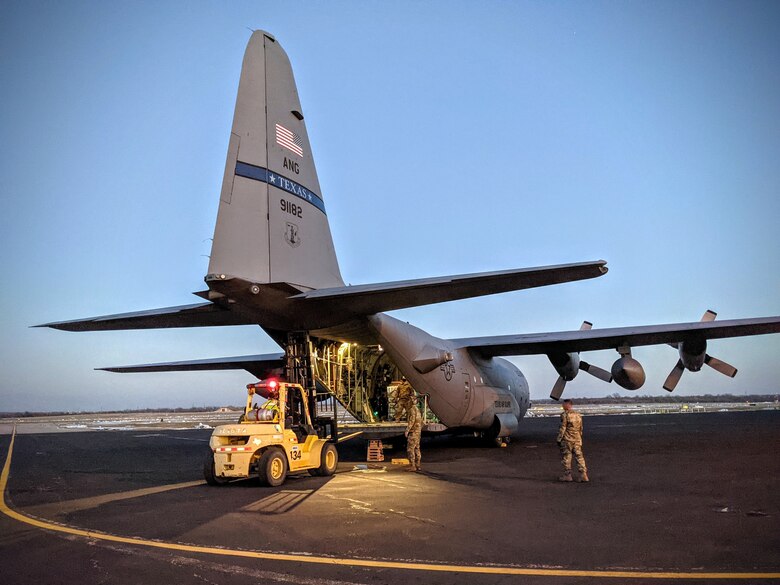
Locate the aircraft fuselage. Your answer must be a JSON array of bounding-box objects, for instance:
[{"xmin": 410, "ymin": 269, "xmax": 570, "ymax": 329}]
[{"xmin": 368, "ymin": 314, "xmax": 530, "ymax": 437}]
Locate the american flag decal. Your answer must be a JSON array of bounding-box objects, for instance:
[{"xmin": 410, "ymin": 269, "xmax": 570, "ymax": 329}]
[{"xmin": 275, "ymin": 123, "xmax": 304, "ymax": 157}]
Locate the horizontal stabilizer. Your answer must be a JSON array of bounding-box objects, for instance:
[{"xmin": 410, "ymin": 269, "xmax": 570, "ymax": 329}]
[
  {"xmin": 454, "ymin": 316, "xmax": 780, "ymax": 357},
  {"xmin": 36, "ymin": 303, "xmax": 254, "ymax": 332},
  {"xmin": 293, "ymin": 260, "xmax": 608, "ymax": 315},
  {"xmin": 98, "ymin": 353, "xmax": 285, "ymax": 378}
]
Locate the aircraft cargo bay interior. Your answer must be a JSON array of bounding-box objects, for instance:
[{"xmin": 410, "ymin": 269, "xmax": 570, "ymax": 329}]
[{"xmin": 290, "ymin": 335, "xmax": 443, "ymax": 430}]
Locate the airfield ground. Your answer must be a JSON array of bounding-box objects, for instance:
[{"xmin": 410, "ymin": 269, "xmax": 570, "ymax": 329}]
[
  {"xmin": 1, "ymin": 400, "xmax": 775, "ymax": 434},
  {"xmin": 0, "ymin": 410, "xmax": 778, "ymax": 584}
]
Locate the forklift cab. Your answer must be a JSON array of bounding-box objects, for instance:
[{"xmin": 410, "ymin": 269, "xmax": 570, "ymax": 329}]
[
  {"xmin": 245, "ymin": 380, "xmax": 315, "ymax": 441},
  {"xmin": 244, "ymin": 380, "xmax": 280, "ymax": 423}
]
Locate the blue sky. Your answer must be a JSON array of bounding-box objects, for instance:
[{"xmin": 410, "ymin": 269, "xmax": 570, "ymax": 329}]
[{"xmin": 1, "ymin": 1, "xmax": 779, "ymax": 411}]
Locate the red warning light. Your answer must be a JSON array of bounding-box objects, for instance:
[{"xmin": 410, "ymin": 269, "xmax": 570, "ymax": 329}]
[{"xmin": 248, "ymin": 379, "xmax": 279, "ymax": 398}]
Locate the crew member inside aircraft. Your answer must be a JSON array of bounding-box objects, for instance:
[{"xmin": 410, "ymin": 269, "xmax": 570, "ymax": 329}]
[{"xmin": 556, "ymin": 399, "xmax": 589, "ymax": 483}]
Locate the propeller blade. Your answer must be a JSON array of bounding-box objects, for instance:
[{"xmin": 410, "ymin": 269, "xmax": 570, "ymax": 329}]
[
  {"xmin": 701, "ymin": 310, "xmax": 717, "ymax": 322},
  {"xmin": 705, "ymin": 354, "xmax": 738, "ymax": 378},
  {"xmin": 663, "ymin": 359, "xmax": 685, "ymax": 392},
  {"xmin": 580, "ymin": 361, "xmax": 613, "ymax": 383},
  {"xmin": 580, "ymin": 321, "xmax": 593, "ymax": 331},
  {"xmin": 550, "ymin": 376, "xmax": 567, "ymax": 401}
]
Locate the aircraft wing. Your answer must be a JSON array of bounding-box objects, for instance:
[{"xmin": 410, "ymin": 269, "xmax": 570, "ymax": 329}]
[
  {"xmin": 451, "ymin": 316, "xmax": 780, "ymax": 356},
  {"xmin": 98, "ymin": 353, "xmax": 285, "ymax": 378},
  {"xmin": 293, "ymin": 260, "xmax": 608, "ymax": 315},
  {"xmin": 36, "ymin": 302, "xmax": 255, "ymax": 332}
]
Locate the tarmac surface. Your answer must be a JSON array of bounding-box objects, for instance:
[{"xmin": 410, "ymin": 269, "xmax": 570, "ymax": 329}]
[{"xmin": 1, "ymin": 411, "xmax": 778, "ymax": 584}]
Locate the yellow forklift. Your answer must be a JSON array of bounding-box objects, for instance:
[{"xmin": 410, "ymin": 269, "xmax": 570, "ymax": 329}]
[{"xmin": 204, "ymin": 380, "xmax": 338, "ymax": 486}]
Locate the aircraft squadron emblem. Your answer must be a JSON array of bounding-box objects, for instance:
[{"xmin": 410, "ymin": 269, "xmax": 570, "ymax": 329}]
[
  {"xmin": 284, "ymin": 222, "xmax": 301, "ymax": 248},
  {"xmin": 440, "ymin": 362, "xmax": 455, "ymax": 381}
]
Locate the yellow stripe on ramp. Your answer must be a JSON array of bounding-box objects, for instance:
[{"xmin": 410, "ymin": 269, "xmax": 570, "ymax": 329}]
[
  {"xmin": 2, "ymin": 428, "xmax": 778, "ymax": 580},
  {"xmin": 337, "ymin": 431, "xmax": 363, "ymax": 443},
  {"xmin": 26, "ymin": 480, "xmax": 204, "ymax": 517}
]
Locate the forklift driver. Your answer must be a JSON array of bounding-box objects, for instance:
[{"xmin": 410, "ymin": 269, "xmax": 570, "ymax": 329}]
[
  {"xmin": 261, "ymin": 397, "xmax": 280, "ymax": 419},
  {"xmin": 247, "ymin": 398, "xmax": 280, "ymax": 422}
]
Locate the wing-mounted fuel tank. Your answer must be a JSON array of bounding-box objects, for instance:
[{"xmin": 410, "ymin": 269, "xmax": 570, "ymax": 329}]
[
  {"xmin": 367, "ymin": 314, "xmax": 529, "ymax": 435},
  {"xmin": 611, "ymin": 346, "xmax": 647, "ymax": 390}
]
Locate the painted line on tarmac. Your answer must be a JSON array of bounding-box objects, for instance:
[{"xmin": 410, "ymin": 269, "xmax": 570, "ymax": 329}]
[
  {"xmin": 2, "ymin": 428, "xmax": 779, "ymax": 581},
  {"xmin": 337, "ymin": 431, "xmax": 363, "ymax": 443},
  {"xmin": 25, "ymin": 480, "xmax": 205, "ymax": 516}
]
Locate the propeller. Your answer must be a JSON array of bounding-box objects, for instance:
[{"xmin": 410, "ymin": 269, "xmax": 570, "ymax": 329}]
[
  {"xmin": 549, "ymin": 321, "xmax": 613, "ymax": 400},
  {"xmin": 663, "ymin": 359, "xmax": 686, "ymax": 392},
  {"xmin": 550, "ymin": 376, "xmax": 567, "ymax": 402},
  {"xmin": 580, "ymin": 360, "xmax": 614, "ymax": 382},
  {"xmin": 662, "ymin": 310, "xmax": 738, "ymax": 392},
  {"xmin": 704, "ymin": 354, "xmax": 738, "ymax": 377}
]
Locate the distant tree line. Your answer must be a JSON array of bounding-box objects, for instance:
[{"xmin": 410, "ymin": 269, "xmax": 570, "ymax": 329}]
[
  {"xmin": 534, "ymin": 393, "xmax": 779, "ymax": 405},
  {"xmin": 3, "ymin": 394, "xmax": 779, "ymax": 418}
]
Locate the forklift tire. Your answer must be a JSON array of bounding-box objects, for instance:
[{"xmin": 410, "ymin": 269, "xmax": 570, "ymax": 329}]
[
  {"xmin": 203, "ymin": 449, "xmax": 229, "ymax": 486},
  {"xmin": 258, "ymin": 448, "xmax": 288, "ymax": 487},
  {"xmin": 315, "ymin": 443, "xmax": 338, "ymax": 477}
]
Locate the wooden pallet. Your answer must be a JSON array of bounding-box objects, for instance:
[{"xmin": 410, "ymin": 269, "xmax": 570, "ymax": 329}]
[{"xmin": 367, "ymin": 439, "xmax": 384, "ymax": 462}]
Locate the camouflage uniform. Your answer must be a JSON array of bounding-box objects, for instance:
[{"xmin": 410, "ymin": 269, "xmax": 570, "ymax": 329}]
[
  {"xmin": 557, "ymin": 409, "xmax": 587, "ymax": 480},
  {"xmin": 394, "ymin": 382, "xmax": 415, "ymax": 420},
  {"xmin": 406, "ymin": 402, "xmax": 423, "ymax": 471}
]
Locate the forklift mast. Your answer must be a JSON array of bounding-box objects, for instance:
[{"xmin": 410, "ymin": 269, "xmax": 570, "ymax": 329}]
[{"xmin": 285, "ymin": 331, "xmax": 338, "ymax": 441}]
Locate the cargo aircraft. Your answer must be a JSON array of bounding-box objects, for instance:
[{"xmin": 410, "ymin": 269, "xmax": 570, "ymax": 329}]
[{"xmin": 39, "ymin": 31, "xmax": 780, "ymax": 441}]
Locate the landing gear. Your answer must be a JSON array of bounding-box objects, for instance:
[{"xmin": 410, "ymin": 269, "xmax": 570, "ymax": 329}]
[
  {"xmin": 482, "ymin": 417, "xmax": 509, "ymax": 448},
  {"xmin": 487, "ymin": 436, "xmax": 510, "ymax": 448}
]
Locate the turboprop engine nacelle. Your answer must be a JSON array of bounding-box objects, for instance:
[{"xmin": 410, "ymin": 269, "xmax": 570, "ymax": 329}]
[
  {"xmin": 611, "ymin": 356, "xmax": 646, "ymax": 390},
  {"xmin": 679, "ymin": 338, "xmax": 707, "ymax": 371},
  {"xmin": 548, "ymin": 352, "xmax": 580, "ymax": 381}
]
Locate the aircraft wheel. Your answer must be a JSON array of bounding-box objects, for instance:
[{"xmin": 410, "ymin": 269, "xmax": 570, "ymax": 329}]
[
  {"xmin": 258, "ymin": 448, "xmax": 288, "ymax": 487},
  {"xmin": 203, "ymin": 449, "xmax": 228, "ymax": 486},
  {"xmin": 483, "ymin": 417, "xmax": 506, "ymax": 448},
  {"xmin": 316, "ymin": 443, "xmax": 338, "ymax": 477}
]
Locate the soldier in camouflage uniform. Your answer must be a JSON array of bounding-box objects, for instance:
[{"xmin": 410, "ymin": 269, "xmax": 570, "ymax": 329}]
[
  {"xmin": 402, "ymin": 384, "xmax": 423, "ymax": 471},
  {"xmin": 557, "ymin": 398, "xmax": 589, "ymax": 483},
  {"xmin": 393, "ymin": 381, "xmax": 415, "ymax": 421}
]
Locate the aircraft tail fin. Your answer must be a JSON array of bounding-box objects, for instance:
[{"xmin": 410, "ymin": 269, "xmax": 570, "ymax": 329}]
[{"xmin": 207, "ymin": 31, "xmax": 344, "ymax": 291}]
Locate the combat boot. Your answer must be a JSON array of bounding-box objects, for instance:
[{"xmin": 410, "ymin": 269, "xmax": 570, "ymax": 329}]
[
  {"xmin": 558, "ymin": 472, "xmax": 573, "ymax": 482},
  {"xmin": 577, "ymin": 471, "xmax": 589, "ymax": 483}
]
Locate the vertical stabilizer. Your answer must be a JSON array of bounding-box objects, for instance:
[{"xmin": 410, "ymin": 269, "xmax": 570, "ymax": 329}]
[{"xmin": 207, "ymin": 31, "xmax": 344, "ymax": 290}]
